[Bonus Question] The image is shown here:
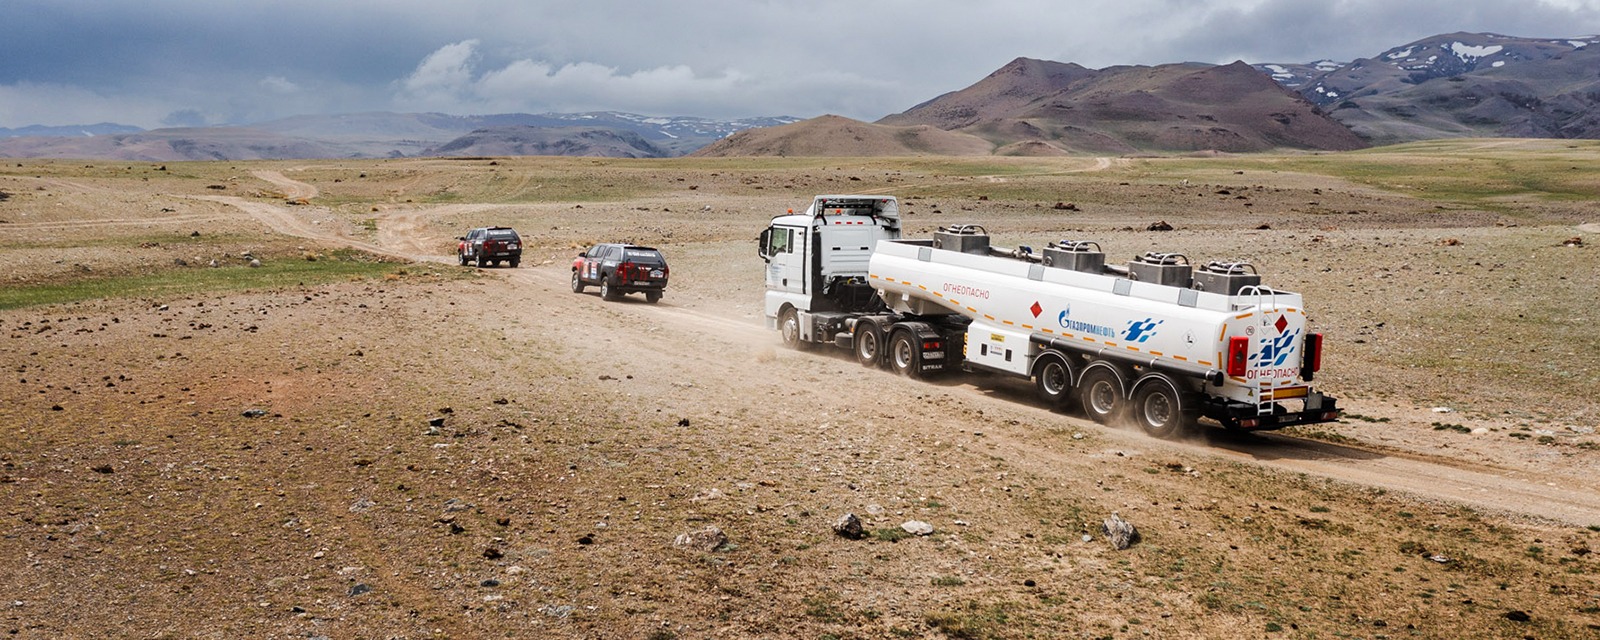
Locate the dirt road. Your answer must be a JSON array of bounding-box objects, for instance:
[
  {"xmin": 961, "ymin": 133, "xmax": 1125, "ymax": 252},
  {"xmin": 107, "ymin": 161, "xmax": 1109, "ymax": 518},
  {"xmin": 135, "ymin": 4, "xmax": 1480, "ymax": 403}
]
[{"xmin": 210, "ymin": 170, "xmax": 1600, "ymax": 528}]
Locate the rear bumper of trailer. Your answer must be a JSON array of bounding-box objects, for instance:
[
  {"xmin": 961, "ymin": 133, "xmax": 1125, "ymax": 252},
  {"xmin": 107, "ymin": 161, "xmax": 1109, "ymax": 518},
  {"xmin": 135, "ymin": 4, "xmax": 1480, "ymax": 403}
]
[{"xmin": 1201, "ymin": 391, "xmax": 1340, "ymax": 431}]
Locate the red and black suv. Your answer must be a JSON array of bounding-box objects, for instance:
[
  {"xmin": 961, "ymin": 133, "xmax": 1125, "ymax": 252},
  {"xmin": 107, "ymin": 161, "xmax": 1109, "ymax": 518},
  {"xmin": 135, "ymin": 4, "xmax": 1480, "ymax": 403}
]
[
  {"xmin": 571, "ymin": 243, "xmax": 669, "ymax": 303},
  {"xmin": 458, "ymin": 226, "xmax": 522, "ymax": 268}
]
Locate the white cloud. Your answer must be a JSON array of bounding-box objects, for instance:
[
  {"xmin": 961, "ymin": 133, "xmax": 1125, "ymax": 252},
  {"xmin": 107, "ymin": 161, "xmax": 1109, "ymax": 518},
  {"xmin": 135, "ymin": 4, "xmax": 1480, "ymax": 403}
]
[
  {"xmin": 390, "ymin": 40, "xmax": 893, "ymax": 118},
  {"xmin": 259, "ymin": 76, "xmax": 300, "ymax": 94},
  {"xmin": 398, "ymin": 39, "xmax": 480, "ymax": 108}
]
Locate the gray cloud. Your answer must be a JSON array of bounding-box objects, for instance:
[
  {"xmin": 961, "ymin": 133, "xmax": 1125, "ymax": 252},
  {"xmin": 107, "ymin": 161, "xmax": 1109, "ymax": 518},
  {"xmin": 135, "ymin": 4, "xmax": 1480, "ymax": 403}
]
[{"xmin": 4, "ymin": 0, "xmax": 1598, "ymax": 128}]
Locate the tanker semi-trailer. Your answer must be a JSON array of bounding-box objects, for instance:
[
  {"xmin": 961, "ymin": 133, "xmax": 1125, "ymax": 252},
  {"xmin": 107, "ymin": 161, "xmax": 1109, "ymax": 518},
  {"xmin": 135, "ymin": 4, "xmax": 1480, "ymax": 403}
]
[{"xmin": 758, "ymin": 195, "xmax": 1338, "ymax": 438}]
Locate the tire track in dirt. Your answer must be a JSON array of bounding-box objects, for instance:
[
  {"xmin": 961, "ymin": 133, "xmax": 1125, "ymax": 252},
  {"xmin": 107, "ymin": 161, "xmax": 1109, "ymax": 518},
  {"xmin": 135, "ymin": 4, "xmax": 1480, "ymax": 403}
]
[
  {"xmin": 0, "ymin": 213, "xmax": 227, "ymax": 231},
  {"xmin": 1197, "ymin": 431, "xmax": 1600, "ymax": 527},
  {"xmin": 204, "ymin": 170, "xmax": 1600, "ymax": 528},
  {"xmin": 252, "ymin": 170, "xmax": 318, "ymax": 201}
]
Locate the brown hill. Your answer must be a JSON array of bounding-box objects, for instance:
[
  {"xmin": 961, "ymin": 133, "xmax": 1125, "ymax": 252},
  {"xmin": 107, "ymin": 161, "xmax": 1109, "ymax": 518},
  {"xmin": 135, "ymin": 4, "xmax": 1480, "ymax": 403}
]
[
  {"xmin": 879, "ymin": 57, "xmax": 1367, "ymax": 154},
  {"xmin": 882, "ymin": 58, "xmax": 1100, "ymax": 130},
  {"xmin": 691, "ymin": 114, "xmax": 994, "ymax": 157}
]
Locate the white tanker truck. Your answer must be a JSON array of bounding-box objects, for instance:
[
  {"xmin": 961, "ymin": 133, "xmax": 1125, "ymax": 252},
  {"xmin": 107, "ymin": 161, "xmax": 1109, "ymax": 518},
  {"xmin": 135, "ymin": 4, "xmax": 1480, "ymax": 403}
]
[{"xmin": 759, "ymin": 195, "xmax": 1339, "ymax": 438}]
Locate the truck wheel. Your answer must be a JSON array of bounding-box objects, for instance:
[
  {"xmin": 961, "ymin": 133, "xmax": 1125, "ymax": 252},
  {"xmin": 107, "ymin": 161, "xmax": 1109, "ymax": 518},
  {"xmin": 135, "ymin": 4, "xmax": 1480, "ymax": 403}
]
[
  {"xmin": 570, "ymin": 271, "xmax": 585, "ymax": 293},
  {"xmin": 779, "ymin": 309, "xmax": 809, "ymax": 350},
  {"xmin": 645, "ymin": 291, "xmax": 661, "ymax": 304},
  {"xmin": 854, "ymin": 325, "xmax": 882, "ymax": 368},
  {"xmin": 1132, "ymin": 380, "xmax": 1192, "ymax": 439},
  {"xmin": 509, "ymin": 258, "xmax": 520, "ymax": 268},
  {"xmin": 1033, "ymin": 355, "xmax": 1074, "ymax": 409},
  {"xmin": 476, "ymin": 254, "xmax": 487, "ymax": 268},
  {"xmin": 458, "ymin": 252, "xmax": 467, "ymax": 266},
  {"xmin": 600, "ymin": 279, "xmax": 619, "ymax": 301},
  {"xmin": 1079, "ymin": 368, "xmax": 1124, "ymax": 425},
  {"xmin": 889, "ymin": 331, "xmax": 922, "ymax": 378}
]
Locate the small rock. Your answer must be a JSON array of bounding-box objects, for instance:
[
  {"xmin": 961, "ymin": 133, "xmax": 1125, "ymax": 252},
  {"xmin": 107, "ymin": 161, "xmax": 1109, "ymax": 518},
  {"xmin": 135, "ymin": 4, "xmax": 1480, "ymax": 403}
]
[
  {"xmin": 348, "ymin": 584, "xmax": 371, "ymax": 597},
  {"xmin": 1503, "ymin": 610, "xmax": 1531, "ymax": 623},
  {"xmin": 248, "ymin": 258, "xmax": 262, "ymax": 268},
  {"xmin": 483, "ymin": 548, "xmax": 504, "ymax": 560},
  {"xmin": 1428, "ymin": 554, "xmax": 1451, "ymax": 564},
  {"xmin": 1430, "ymin": 407, "xmax": 1453, "ymax": 413},
  {"xmin": 865, "ymin": 503, "xmax": 885, "ymax": 516},
  {"xmin": 1147, "ymin": 220, "xmax": 1174, "ymax": 231},
  {"xmin": 427, "ymin": 417, "xmax": 446, "ymax": 428},
  {"xmin": 1560, "ymin": 236, "xmax": 1583, "ymax": 247},
  {"xmin": 1082, "ymin": 534, "xmax": 1094, "ymax": 543},
  {"xmin": 677, "ymin": 418, "xmax": 691, "ymax": 427},
  {"xmin": 241, "ymin": 409, "xmax": 268, "ymax": 418},
  {"xmin": 90, "ymin": 464, "xmax": 114, "ymax": 474},
  {"xmin": 833, "ymin": 513, "xmax": 867, "ymax": 540},
  {"xmin": 480, "ymin": 579, "xmax": 500, "ymax": 587},
  {"xmin": 672, "ymin": 526, "xmax": 727, "ymax": 552},
  {"xmin": 901, "ymin": 520, "xmax": 934, "ymax": 536},
  {"xmin": 1102, "ymin": 513, "xmax": 1140, "ymax": 550}
]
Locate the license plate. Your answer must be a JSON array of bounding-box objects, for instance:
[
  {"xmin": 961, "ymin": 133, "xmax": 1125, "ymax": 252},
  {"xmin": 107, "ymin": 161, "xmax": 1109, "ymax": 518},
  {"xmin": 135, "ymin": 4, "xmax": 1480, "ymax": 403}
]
[{"xmin": 650, "ymin": 269, "xmax": 664, "ymax": 278}]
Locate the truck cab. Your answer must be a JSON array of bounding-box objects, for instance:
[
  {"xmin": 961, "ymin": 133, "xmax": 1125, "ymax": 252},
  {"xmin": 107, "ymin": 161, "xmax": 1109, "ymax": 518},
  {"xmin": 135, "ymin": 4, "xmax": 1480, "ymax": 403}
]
[{"xmin": 759, "ymin": 195, "xmax": 902, "ymax": 346}]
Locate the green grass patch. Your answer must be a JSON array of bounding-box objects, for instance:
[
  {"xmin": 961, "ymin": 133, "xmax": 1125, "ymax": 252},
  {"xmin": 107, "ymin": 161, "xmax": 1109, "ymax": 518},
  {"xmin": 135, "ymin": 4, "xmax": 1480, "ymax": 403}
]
[
  {"xmin": 0, "ymin": 249, "xmax": 411, "ymax": 309},
  {"xmin": 874, "ymin": 527, "xmax": 913, "ymax": 543},
  {"xmin": 924, "ymin": 601, "xmax": 1015, "ymax": 640}
]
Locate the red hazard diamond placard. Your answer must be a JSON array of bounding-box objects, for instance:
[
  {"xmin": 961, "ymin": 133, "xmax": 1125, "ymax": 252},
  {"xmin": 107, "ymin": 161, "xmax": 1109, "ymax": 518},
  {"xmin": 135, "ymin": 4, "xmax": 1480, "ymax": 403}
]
[
  {"xmin": 1030, "ymin": 301, "xmax": 1043, "ymax": 318},
  {"xmin": 1274, "ymin": 314, "xmax": 1289, "ymax": 333}
]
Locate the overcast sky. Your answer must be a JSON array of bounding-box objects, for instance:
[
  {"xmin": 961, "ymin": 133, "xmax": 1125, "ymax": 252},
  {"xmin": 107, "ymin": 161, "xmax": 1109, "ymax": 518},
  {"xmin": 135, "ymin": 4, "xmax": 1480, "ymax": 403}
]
[{"xmin": 4, "ymin": 0, "xmax": 1599, "ymax": 129}]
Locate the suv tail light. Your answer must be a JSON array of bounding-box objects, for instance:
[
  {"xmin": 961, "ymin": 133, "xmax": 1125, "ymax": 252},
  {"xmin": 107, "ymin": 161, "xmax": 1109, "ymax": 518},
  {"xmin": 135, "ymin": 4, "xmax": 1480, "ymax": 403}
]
[
  {"xmin": 619, "ymin": 261, "xmax": 635, "ymax": 284},
  {"xmin": 1226, "ymin": 336, "xmax": 1250, "ymax": 377}
]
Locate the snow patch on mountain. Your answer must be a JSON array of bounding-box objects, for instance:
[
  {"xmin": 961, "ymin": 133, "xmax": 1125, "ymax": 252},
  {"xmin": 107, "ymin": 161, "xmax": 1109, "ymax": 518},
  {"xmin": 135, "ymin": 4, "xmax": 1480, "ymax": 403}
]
[{"xmin": 1450, "ymin": 42, "xmax": 1503, "ymax": 61}]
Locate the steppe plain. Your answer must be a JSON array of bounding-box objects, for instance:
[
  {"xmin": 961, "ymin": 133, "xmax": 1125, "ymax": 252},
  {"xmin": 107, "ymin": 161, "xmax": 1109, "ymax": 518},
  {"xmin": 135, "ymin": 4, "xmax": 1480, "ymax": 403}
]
[{"xmin": 1, "ymin": 139, "xmax": 1598, "ymax": 638}]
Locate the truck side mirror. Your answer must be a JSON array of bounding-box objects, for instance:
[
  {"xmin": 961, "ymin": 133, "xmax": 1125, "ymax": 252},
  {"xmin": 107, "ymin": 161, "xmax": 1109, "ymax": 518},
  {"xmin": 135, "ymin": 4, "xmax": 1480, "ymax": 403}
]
[{"xmin": 757, "ymin": 229, "xmax": 772, "ymax": 262}]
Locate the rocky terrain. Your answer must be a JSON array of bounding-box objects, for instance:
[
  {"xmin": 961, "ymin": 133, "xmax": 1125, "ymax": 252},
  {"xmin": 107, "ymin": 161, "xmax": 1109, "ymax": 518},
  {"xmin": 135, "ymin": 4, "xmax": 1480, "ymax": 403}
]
[{"xmin": 1, "ymin": 147, "xmax": 1598, "ymax": 638}]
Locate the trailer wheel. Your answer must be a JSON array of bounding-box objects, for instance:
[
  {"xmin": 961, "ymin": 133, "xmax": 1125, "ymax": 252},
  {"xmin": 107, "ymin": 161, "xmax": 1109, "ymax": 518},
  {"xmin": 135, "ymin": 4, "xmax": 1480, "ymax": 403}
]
[
  {"xmin": 1079, "ymin": 368, "xmax": 1124, "ymax": 424},
  {"xmin": 889, "ymin": 331, "xmax": 921, "ymax": 378},
  {"xmin": 1033, "ymin": 355, "xmax": 1074, "ymax": 409},
  {"xmin": 854, "ymin": 325, "xmax": 882, "ymax": 368},
  {"xmin": 1132, "ymin": 380, "xmax": 1192, "ymax": 439}
]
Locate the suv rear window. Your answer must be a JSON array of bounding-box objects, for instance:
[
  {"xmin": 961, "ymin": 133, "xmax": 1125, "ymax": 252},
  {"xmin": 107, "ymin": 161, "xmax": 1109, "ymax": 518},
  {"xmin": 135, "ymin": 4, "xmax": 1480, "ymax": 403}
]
[
  {"xmin": 624, "ymin": 249, "xmax": 663, "ymax": 263},
  {"xmin": 488, "ymin": 229, "xmax": 519, "ymax": 239}
]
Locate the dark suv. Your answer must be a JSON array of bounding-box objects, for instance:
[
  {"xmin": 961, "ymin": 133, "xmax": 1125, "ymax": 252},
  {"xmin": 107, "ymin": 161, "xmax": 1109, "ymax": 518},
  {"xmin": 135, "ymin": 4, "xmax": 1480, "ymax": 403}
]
[
  {"xmin": 571, "ymin": 243, "xmax": 669, "ymax": 302},
  {"xmin": 458, "ymin": 226, "xmax": 522, "ymax": 268}
]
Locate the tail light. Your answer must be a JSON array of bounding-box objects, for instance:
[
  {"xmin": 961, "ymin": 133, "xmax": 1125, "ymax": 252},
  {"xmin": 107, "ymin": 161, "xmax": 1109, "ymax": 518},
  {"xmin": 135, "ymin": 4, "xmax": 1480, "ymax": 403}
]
[
  {"xmin": 618, "ymin": 261, "xmax": 635, "ymax": 283},
  {"xmin": 1226, "ymin": 336, "xmax": 1250, "ymax": 377},
  {"xmin": 1304, "ymin": 332, "xmax": 1323, "ymax": 373},
  {"xmin": 1300, "ymin": 332, "xmax": 1323, "ymax": 381},
  {"xmin": 923, "ymin": 339, "xmax": 943, "ymax": 351}
]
